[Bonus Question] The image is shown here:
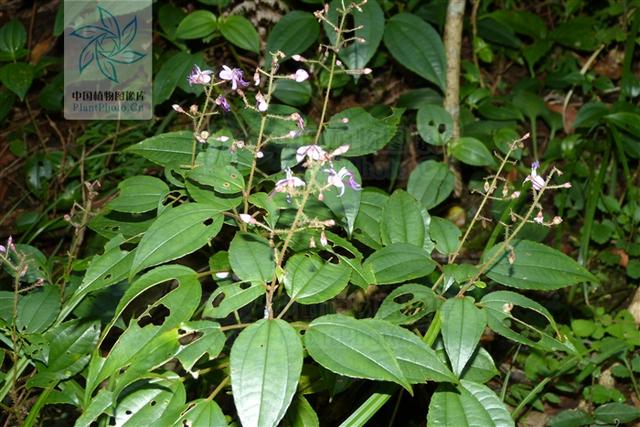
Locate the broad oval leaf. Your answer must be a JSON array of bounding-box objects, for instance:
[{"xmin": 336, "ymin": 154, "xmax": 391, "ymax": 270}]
[
  {"xmin": 171, "ymin": 399, "xmax": 227, "ymax": 427},
  {"xmin": 203, "ymin": 281, "xmax": 266, "ymax": 319},
  {"xmin": 440, "ymin": 297, "xmax": 486, "ymax": 377},
  {"xmin": 219, "ymin": 15, "xmax": 260, "ymax": 54},
  {"xmin": 27, "ymin": 319, "xmax": 100, "ymax": 388},
  {"xmin": 125, "ymin": 131, "xmax": 193, "ymax": 167},
  {"xmin": 407, "ymin": 161, "xmax": 455, "ymax": 210},
  {"xmin": 130, "ymin": 203, "xmax": 224, "ymax": 277},
  {"xmin": 450, "ymin": 137, "xmax": 496, "ymax": 167},
  {"xmin": 284, "ymin": 395, "xmax": 319, "ymax": 427},
  {"xmin": 113, "ymin": 374, "xmax": 186, "ymax": 426},
  {"xmin": 363, "ymin": 243, "xmax": 436, "ymax": 285},
  {"xmin": 430, "ymin": 217, "xmax": 461, "ymax": 256},
  {"xmin": 231, "ymin": 319, "xmax": 303, "ymax": 427},
  {"xmin": 383, "ymin": 13, "xmax": 446, "ymax": 90},
  {"xmin": 380, "ymin": 190, "xmax": 430, "ymax": 250},
  {"xmin": 365, "ymin": 319, "xmax": 455, "ymax": 383},
  {"xmin": 417, "ymin": 105, "xmax": 453, "ymax": 146},
  {"xmin": 304, "ymin": 314, "xmax": 411, "ymax": 390},
  {"xmin": 266, "ymin": 11, "xmax": 319, "ymax": 59},
  {"xmin": 107, "ymin": 176, "xmax": 169, "ymax": 213},
  {"xmin": 375, "ymin": 283, "xmax": 440, "ymax": 325},
  {"xmin": 321, "ymin": 107, "xmax": 403, "ymax": 157},
  {"xmin": 427, "ymin": 380, "xmax": 514, "ymax": 427},
  {"xmin": 0, "ymin": 62, "xmax": 33, "ymax": 100},
  {"xmin": 175, "ymin": 10, "xmax": 217, "ymax": 39},
  {"xmin": 16, "ymin": 285, "xmax": 60, "ymax": 334},
  {"xmin": 284, "ymin": 253, "xmax": 350, "ymax": 304},
  {"xmin": 353, "ymin": 189, "xmax": 388, "ymax": 249},
  {"xmin": 229, "ymin": 233, "xmax": 275, "ymax": 283},
  {"xmin": 175, "ymin": 320, "xmax": 225, "ymax": 375},
  {"xmin": 483, "ymin": 240, "xmax": 597, "ymax": 290},
  {"xmin": 0, "ymin": 19, "xmax": 27, "ymax": 54}
]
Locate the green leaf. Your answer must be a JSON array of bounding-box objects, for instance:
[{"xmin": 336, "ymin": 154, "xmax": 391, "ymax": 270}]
[
  {"xmin": 440, "ymin": 297, "xmax": 486, "ymax": 377},
  {"xmin": 548, "ymin": 409, "xmax": 593, "ymax": 427},
  {"xmin": 113, "ymin": 374, "xmax": 186, "ymax": 426},
  {"xmin": 114, "ymin": 265, "xmax": 200, "ymax": 334},
  {"xmin": 593, "ymin": 403, "xmax": 640, "ymax": 424},
  {"xmin": 125, "ymin": 131, "xmax": 193, "ymax": 167},
  {"xmin": 364, "ymin": 243, "xmax": 436, "ymax": 285},
  {"xmin": 383, "ymin": 13, "xmax": 446, "ymax": 90},
  {"xmin": 219, "ymin": 15, "xmax": 260, "ymax": 53},
  {"xmin": 430, "ymin": 217, "xmax": 461, "ymax": 255},
  {"xmin": 460, "ymin": 347, "xmax": 499, "ymax": 384},
  {"xmin": 27, "ymin": 319, "xmax": 100, "ymax": 388},
  {"xmin": 108, "ymin": 176, "xmax": 169, "ymax": 213},
  {"xmin": 175, "ymin": 320, "xmax": 225, "ymax": 374},
  {"xmin": 229, "ymin": 233, "xmax": 275, "ymax": 283},
  {"xmin": 605, "ymin": 112, "xmax": 640, "ymax": 137},
  {"xmin": 353, "ymin": 189, "xmax": 387, "ymax": 249},
  {"xmin": 266, "ymin": 11, "xmax": 319, "ymax": 59},
  {"xmin": 203, "ymin": 281, "xmax": 266, "ymax": 319},
  {"xmin": 231, "ymin": 319, "xmax": 303, "ymax": 427},
  {"xmin": 450, "ymin": 137, "xmax": 496, "ymax": 167},
  {"xmin": 284, "ymin": 395, "xmax": 319, "ymax": 427},
  {"xmin": 0, "ymin": 19, "xmax": 27, "ymax": 54},
  {"xmin": 427, "ymin": 380, "xmax": 514, "ymax": 427},
  {"xmin": 171, "ymin": 399, "xmax": 227, "ymax": 427},
  {"xmin": 74, "ymin": 389, "xmax": 114, "ymax": 427},
  {"xmin": 315, "ymin": 159, "xmax": 361, "ymax": 235},
  {"xmin": 175, "ymin": 10, "xmax": 217, "ymax": 39},
  {"xmin": 0, "ymin": 62, "xmax": 33, "ymax": 100},
  {"xmin": 325, "ymin": 0, "xmax": 384, "ymax": 71},
  {"xmin": 284, "ymin": 253, "xmax": 350, "ymax": 304},
  {"xmin": 304, "ymin": 314, "xmax": 411, "ymax": 391},
  {"xmin": 321, "ymin": 107, "xmax": 403, "ymax": 157},
  {"xmin": 375, "ymin": 284, "xmax": 440, "ymax": 325},
  {"xmin": 480, "ymin": 290, "xmax": 571, "ymax": 352},
  {"xmin": 483, "ymin": 240, "xmax": 598, "ymax": 290},
  {"xmin": 189, "ymin": 161, "xmax": 245, "ymax": 194},
  {"xmin": 130, "ymin": 203, "xmax": 223, "ymax": 277},
  {"xmin": 417, "ymin": 105, "xmax": 453, "ymax": 146},
  {"xmin": 273, "ymin": 80, "xmax": 312, "ymax": 106},
  {"xmin": 365, "ymin": 319, "xmax": 455, "ymax": 383},
  {"xmin": 407, "ymin": 161, "xmax": 455, "ymax": 210},
  {"xmin": 380, "ymin": 190, "xmax": 430, "ymax": 250},
  {"xmin": 17, "ymin": 285, "xmax": 60, "ymax": 334},
  {"xmin": 62, "ymin": 237, "xmax": 132, "ymax": 320}
]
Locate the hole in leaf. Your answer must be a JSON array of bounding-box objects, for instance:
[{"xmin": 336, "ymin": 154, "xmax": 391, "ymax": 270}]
[
  {"xmin": 150, "ymin": 400, "xmax": 157, "ymax": 406},
  {"xmin": 109, "ymin": 418, "xmax": 116, "ymax": 426},
  {"xmin": 212, "ymin": 292, "xmax": 226, "ymax": 308},
  {"xmin": 104, "ymin": 274, "xmax": 112, "ymax": 281},
  {"xmin": 125, "ymin": 410, "xmax": 132, "ymax": 415},
  {"xmin": 178, "ymin": 328, "xmax": 186, "ymax": 335},
  {"xmin": 137, "ymin": 304, "xmax": 170, "ymax": 327},
  {"xmin": 179, "ymin": 330, "xmax": 203, "ymax": 345},
  {"xmin": 239, "ymin": 282, "xmax": 251, "ymax": 290},
  {"xmin": 230, "ymin": 173, "xmax": 237, "ymax": 179},
  {"xmin": 223, "ymin": 182, "xmax": 230, "ymax": 188},
  {"xmin": 428, "ymin": 120, "xmax": 435, "ymax": 126},
  {"xmin": 183, "ymin": 421, "xmax": 191, "ymax": 427},
  {"xmin": 203, "ymin": 217, "xmax": 214, "ymax": 226},
  {"xmin": 393, "ymin": 293, "xmax": 413, "ymax": 304},
  {"xmin": 438, "ymin": 123, "xmax": 446, "ymax": 134}
]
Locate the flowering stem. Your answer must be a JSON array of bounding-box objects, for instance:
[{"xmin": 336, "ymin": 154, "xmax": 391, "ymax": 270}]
[
  {"xmin": 456, "ymin": 175, "xmax": 551, "ymax": 297},
  {"xmin": 312, "ymin": 9, "xmax": 349, "ymax": 146},
  {"xmin": 243, "ymin": 60, "xmax": 277, "ymax": 215},
  {"xmin": 191, "ymin": 84, "xmax": 214, "ymax": 168}
]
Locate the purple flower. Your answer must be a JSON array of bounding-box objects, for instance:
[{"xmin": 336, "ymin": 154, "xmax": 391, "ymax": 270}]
[
  {"xmin": 219, "ymin": 65, "xmax": 249, "ymax": 91},
  {"xmin": 524, "ymin": 161, "xmax": 545, "ymax": 191},
  {"xmin": 325, "ymin": 167, "xmax": 361, "ymax": 197},
  {"xmin": 274, "ymin": 168, "xmax": 305, "ymax": 193},
  {"xmin": 188, "ymin": 65, "xmax": 214, "ymax": 86},
  {"xmin": 215, "ymin": 95, "xmax": 230, "ymax": 112}
]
